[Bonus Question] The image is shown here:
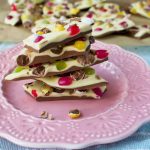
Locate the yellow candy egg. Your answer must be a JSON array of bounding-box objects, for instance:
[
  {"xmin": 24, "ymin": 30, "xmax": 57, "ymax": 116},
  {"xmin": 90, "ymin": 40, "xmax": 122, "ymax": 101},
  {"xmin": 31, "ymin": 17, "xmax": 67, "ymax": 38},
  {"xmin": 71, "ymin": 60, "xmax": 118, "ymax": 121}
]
[
  {"xmin": 107, "ymin": 23, "xmax": 113, "ymax": 28},
  {"xmin": 117, "ymin": 11, "xmax": 125, "ymax": 16},
  {"xmin": 55, "ymin": 24, "xmax": 65, "ymax": 31},
  {"xmin": 21, "ymin": 14, "xmax": 30, "ymax": 21},
  {"xmin": 55, "ymin": 5, "xmax": 63, "ymax": 11},
  {"xmin": 36, "ymin": 31, "xmax": 44, "ymax": 35},
  {"xmin": 130, "ymin": 8, "xmax": 137, "ymax": 14},
  {"xmin": 70, "ymin": 8, "xmax": 80, "ymax": 15},
  {"xmin": 74, "ymin": 41, "xmax": 86, "ymax": 51},
  {"xmin": 147, "ymin": 12, "xmax": 150, "ymax": 17}
]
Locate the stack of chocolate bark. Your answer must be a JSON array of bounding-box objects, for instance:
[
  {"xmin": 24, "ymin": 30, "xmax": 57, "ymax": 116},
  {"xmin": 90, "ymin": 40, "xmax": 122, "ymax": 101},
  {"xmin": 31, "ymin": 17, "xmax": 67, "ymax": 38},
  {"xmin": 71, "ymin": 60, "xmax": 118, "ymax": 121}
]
[{"xmin": 5, "ymin": 18, "xmax": 108, "ymax": 101}]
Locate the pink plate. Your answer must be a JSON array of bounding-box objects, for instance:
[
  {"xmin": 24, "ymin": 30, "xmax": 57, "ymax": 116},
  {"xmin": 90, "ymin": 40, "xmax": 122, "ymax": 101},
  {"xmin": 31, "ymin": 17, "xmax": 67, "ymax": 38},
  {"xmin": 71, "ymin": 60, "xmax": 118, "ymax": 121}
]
[{"xmin": 0, "ymin": 41, "xmax": 150, "ymax": 149}]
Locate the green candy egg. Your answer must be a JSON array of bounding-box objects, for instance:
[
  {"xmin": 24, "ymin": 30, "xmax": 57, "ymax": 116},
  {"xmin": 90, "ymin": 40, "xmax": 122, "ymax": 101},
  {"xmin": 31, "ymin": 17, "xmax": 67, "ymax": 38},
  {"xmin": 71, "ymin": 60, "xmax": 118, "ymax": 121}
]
[
  {"xmin": 14, "ymin": 66, "xmax": 28, "ymax": 73},
  {"xmin": 43, "ymin": 20, "xmax": 50, "ymax": 24},
  {"xmin": 55, "ymin": 61, "xmax": 67, "ymax": 71},
  {"xmin": 84, "ymin": 67, "xmax": 95, "ymax": 75}
]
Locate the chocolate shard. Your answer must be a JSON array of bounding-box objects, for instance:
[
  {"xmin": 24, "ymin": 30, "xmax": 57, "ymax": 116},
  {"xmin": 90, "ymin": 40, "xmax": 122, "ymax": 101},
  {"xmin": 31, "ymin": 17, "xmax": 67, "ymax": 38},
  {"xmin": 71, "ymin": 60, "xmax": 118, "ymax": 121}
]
[
  {"xmin": 51, "ymin": 46, "xmax": 63, "ymax": 54},
  {"xmin": 70, "ymin": 17, "xmax": 81, "ymax": 22},
  {"xmin": 89, "ymin": 36, "xmax": 95, "ymax": 44},
  {"xmin": 56, "ymin": 21, "xmax": 67, "ymax": 25},
  {"xmin": 69, "ymin": 109, "xmax": 80, "ymax": 114},
  {"xmin": 32, "ymin": 66, "xmax": 45, "ymax": 76},
  {"xmin": 17, "ymin": 54, "xmax": 30, "ymax": 66},
  {"xmin": 128, "ymin": 26, "xmax": 139, "ymax": 35},
  {"xmin": 70, "ymin": 70, "xmax": 87, "ymax": 80},
  {"xmin": 78, "ymin": 89, "xmax": 88, "ymax": 92},
  {"xmin": 53, "ymin": 88, "xmax": 65, "ymax": 93},
  {"xmin": 23, "ymin": 21, "xmax": 33, "ymax": 29},
  {"xmin": 77, "ymin": 52, "xmax": 95, "ymax": 66},
  {"xmin": 37, "ymin": 27, "xmax": 51, "ymax": 34},
  {"xmin": 69, "ymin": 89, "xmax": 76, "ymax": 94}
]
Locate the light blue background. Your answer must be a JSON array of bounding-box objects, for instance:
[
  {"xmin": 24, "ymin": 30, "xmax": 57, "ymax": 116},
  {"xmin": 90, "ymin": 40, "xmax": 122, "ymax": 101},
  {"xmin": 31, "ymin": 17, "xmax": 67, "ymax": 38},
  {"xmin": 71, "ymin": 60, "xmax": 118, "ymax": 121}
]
[{"xmin": 0, "ymin": 43, "xmax": 150, "ymax": 150}]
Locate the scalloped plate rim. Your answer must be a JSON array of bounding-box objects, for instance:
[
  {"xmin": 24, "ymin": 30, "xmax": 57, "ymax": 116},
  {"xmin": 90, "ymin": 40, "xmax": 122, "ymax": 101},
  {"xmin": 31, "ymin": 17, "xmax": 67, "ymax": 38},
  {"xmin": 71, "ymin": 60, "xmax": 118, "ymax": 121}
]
[{"xmin": 0, "ymin": 41, "xmax": 150, "ymax": 149}]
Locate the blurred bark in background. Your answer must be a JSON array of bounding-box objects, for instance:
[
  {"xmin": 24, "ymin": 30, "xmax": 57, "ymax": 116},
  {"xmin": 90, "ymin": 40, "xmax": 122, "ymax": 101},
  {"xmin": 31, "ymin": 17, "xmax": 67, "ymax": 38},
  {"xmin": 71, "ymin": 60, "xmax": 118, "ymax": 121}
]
[{"xmin": 108, "ymin": 0, "xmax": 138, "ymax": 9}]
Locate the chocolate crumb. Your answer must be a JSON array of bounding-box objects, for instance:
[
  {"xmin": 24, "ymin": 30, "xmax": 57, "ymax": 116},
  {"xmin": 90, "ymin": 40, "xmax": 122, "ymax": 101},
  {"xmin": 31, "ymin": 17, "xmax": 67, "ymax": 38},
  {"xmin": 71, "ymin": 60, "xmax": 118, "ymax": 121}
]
[{"xmin": 40, "ymin": 111, "xmax": 53, "ymax": 120}]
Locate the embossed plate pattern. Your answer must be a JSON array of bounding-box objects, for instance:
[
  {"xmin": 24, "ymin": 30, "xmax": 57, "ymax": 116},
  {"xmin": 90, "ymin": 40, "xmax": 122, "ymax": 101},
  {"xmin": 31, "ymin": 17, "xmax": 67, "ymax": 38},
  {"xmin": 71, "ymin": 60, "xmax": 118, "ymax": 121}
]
[{"xmin": 0, "ymin": 41, "xmax": 150, "ymax": 149}]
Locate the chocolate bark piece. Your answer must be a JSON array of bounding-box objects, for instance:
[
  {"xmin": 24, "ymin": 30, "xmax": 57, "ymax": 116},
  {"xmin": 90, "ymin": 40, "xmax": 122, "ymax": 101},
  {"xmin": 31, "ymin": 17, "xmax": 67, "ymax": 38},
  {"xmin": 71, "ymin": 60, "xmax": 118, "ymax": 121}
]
[
  {"xmin": 24, "ymin": 30, "xmax": 92, "ymax": 53},
  {"xmin": 23, "ymin": 79, "xmax": 107, "ymax": 101},
  {"xmin": 5, "ymin": 56, "xmax": 108, "ymax": 81},
  {"xmin": 17, "ymin": 55, "xmax": 30, "ymax": 66},
  {"xmin": 17, "ymin": 45, "xmax": 90, "ymax": 66}
]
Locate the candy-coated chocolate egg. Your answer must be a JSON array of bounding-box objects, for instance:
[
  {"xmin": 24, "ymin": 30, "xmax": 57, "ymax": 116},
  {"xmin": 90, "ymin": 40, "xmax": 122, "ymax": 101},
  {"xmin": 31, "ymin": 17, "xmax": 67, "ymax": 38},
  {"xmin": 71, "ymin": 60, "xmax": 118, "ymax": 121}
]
[
  {"xmin": 84, "ymin": 67, "xmax": 95, "ymax": 75},
  {"xmin": 68, "ymin": 109, "xmax": 81, "ymax": 119},
  {"xmin": 96, "ymin": 50, "xmax": 108, "ymax": 59},
  {"xmin": 55, "ymin": 24, "xmax": 65, "ymax": 31},
  {"xmin": 94, "ymin": 28, "xmax": 103, "ymax": 31},
  {"xmin": 36, "ymin": 31, "xmax": 44, "ymax": 35},
  {"xmin": 74, "ymin": 41, "xmax": 86, "ymax": 50},
  {"xmin": 55, "ymin": 61, "xmax": 67, "ymax": 71},
  {"xmin": 58, "ymin": 76, "xmax": 73, "ymax": 86},
  {"xmin": 70, "ymin": 8, "xmax": 79, "ymax": 15},
  {"xmin": 32, "ymin": 90, "xmax": 38, "ymax": 97},
  {"xmin": 67, "ymin": 24, "xmax": 80, "ymax": 36},
  {"xmin": 34, "ymin": 36, "xmax": 44, "ymax": 43},
  {"xmin": 92, "ymin": 87, "xmax": 102, "ymax": 97}
]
